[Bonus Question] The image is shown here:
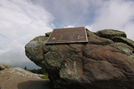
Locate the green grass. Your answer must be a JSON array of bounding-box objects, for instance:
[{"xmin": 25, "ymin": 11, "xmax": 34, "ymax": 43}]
[{"xmin": 39, "ymin": 73, "xmax": 49, "ymax": 79}]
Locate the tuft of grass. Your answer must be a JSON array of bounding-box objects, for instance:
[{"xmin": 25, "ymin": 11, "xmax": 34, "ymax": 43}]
[{"xmin": 39, "ymin": 73, "xmax": 49, "ymax": 79}]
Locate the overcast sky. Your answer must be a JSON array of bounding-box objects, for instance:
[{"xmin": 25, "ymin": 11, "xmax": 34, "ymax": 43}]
[{"xmin": 0, "ymin": 0, "xmax": 134, "ymax": 69}]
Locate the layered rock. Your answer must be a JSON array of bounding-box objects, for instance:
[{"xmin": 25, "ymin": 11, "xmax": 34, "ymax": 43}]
[
  {"xmin": 25, "ymin": 29, "xmax": 134, "ymax": 89},
  {"xmin": 95, "ymin": 29, "xmax": 127, "ymax": 39}
]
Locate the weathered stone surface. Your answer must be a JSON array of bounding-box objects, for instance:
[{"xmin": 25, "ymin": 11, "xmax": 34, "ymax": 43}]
[
  {"xmin": 0, "ymin": 67, "xmax": 52, "ymax": 89},
  {"xmin": 0, "ymin": 64, "xmax": 14, "ymax": 70},
  {"xmin": 87, "ymin": 29, "xmax": 114, "ymax": 45},
  {"xmin": 25, "ymin": 28, "xmax": 134, "ymax": 89},
  {"xmin": 112, "ymin": 36, "xmax": 134, "ymax": 48},
  {"xmin": 25, "ymin": 36, "xmax": 48, "ymax": 66},
  {"xmin": 96, "ymin": 29, "xmax": 127, "ymax": 39},
  {"xmin": 110, "ymin": 42, "xmax": 133, "ymax": 56}
]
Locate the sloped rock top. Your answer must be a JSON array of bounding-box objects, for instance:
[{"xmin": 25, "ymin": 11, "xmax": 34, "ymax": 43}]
[{"xmin": 96, "ymin": 29, "xmax": 127, "ymax": 39}]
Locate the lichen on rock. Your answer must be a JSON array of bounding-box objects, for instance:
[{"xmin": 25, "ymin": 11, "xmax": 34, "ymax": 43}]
[{"xmin": 96, "ymin": 29, "xmax": 127, "ymax": 39}]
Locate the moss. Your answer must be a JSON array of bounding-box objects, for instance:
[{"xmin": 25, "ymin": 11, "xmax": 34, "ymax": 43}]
[
  {"xmin": 121, "ymin": 37, "xmax": 134, "ymax": 47},
  {"xmin": 108, "ymin": 39, "xmax": 114, "ymax": 44}
]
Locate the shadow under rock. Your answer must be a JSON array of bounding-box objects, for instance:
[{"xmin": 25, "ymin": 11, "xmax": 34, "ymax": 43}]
[{"xmin": 17, "ymin": 79, "xmax": 55, "ymax": 89}]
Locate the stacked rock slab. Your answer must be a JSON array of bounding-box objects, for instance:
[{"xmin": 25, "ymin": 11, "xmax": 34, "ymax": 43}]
[{"xmin": 25, "ymin": 29, "xmax": 134, "ymax": 89}]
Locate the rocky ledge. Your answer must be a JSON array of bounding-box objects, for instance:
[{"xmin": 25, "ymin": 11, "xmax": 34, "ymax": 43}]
[
  {"xmin": 25, "ymin": 29, "xmax": 134, "ymax": 89},
  {"xmin": 0, "ymin": 67, "xmax": 51, "ymax": 89},
  {"xmin": 0, "ymin": 64, "xmax": 14, "ymax": 70}
]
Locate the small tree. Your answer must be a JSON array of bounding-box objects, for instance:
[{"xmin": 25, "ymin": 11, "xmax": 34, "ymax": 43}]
[{"xmin": 24, "ymin": 66, "xmax": 27, "ymax": 70}]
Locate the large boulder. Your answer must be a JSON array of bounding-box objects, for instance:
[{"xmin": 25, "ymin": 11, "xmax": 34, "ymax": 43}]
[
  {"xmin": 0, "ymin": 67, "xmax": 51, "ymax": 89},
  {"xmin": 25, "ymin": 29, "xmax": 134, "ymax": 89}
]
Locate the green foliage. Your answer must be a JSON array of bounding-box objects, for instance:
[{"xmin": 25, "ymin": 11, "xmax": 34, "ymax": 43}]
[
  {"xmin": 39, "ymin": 73, "xmax": 49, "ymax": 79},
  {"xmin": 24, "ymin": 66, "xmax": 27, "ymax": 70},
  {"xmin": 24, "ymin": 67, "xmax": 49, "ymax": 79}
]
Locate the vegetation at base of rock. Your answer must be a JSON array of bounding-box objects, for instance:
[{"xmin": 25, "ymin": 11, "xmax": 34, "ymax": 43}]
[
  {"xmin": 24, "ymin": 67, "xmax": 49, "ymax": 79},
  {"xmin": 39, "ymin": 73, "xmax": 49, "ymax": 79}
]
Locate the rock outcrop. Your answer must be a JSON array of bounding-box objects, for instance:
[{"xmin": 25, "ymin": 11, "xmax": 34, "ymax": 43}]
[
  {"xmin": 0, "ymin": 67, "xmax": 51, "ymax": 89},
  {"xmin": 0, "ymin": 64, "xmax": 14, "ymax": 70},
  {"xmin": 95, "ymin": 29, "xmax": 127, "ymax": 39},
  {"xmin": 25, "ymin": 29, "xmax": 134, "ymax": 89}
]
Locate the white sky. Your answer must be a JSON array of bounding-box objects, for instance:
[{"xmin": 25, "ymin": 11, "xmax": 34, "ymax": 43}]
[{"xmin": 0, "ymin": 0, "xmax": 134, "ymax": 69}]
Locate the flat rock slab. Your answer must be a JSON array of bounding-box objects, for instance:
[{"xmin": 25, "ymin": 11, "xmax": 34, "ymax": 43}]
[{"xmin": 96, "ymin": 29, "xmax": 126, "ymax": 39}]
